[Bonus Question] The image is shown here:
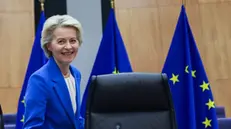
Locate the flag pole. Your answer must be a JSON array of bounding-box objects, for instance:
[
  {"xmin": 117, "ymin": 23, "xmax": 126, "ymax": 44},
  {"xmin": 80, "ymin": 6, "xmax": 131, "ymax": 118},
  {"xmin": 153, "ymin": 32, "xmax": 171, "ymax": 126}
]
[
  {"xmin": 39, "ymin": 0, "xmax": 45, "ymax": 11},
  {"xmin": 182, "ymin": 0, "xmax": 186, "ymax": 6},
  {"xmin": 110, "ymin": 0, "xmax": 118, "ymax": 71},
  {"xmin": 110, "ymin": 0, "xmax": 115, "ymax": 9}
]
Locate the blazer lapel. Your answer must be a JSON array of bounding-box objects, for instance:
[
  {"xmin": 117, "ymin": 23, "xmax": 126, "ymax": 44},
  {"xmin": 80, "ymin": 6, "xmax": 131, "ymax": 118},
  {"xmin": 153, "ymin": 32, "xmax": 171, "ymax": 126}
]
[
  {"xmin": 53, "ymin": 80, "xmax": 75, "ymax": 124},
  {"xmin": 47, "ymin": 57, "xmax": 76, "ymax": 128},
  {"xmin": 70, "ymin": 66, "xmax": 84, "ymax": 129}
]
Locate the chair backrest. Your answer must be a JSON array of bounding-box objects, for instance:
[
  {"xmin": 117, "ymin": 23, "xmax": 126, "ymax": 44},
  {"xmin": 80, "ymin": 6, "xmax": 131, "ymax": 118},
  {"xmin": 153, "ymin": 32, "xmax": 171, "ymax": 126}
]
[
  {"xmin": 85, "ymin": 72, "xmax": 177, "ymax": 129},
  {"xmin": 0, "ymin": 104, "xmax": 4, "ymax": 129}
]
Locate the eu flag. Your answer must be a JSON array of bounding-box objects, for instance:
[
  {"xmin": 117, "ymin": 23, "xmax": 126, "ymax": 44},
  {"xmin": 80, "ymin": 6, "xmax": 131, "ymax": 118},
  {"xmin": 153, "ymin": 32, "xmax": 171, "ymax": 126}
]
[
  {"xmin": 162, "ymin": 5, "xmax": 218, "ymax": 129},
  {"xmin": 15, "ymin": 11, "xmax": 47, "ymax": 129},
  {"xmin": 80, "ymin": 7, "xmax": 133, "ymax": 118}
]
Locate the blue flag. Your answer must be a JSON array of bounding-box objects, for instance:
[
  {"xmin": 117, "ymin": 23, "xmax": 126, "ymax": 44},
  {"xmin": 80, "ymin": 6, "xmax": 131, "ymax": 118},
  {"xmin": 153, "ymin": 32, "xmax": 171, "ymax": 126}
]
[
  {"xmin": 80, "ymin": 8, "xmax": 133, "ymax": 118},
  {"xmin": 15, "ymin": 11, "xmax": 47, "ymax": 129},
  {"xmin": 162, "ymin": 5, "xmax": 218, "ymax": 129}
]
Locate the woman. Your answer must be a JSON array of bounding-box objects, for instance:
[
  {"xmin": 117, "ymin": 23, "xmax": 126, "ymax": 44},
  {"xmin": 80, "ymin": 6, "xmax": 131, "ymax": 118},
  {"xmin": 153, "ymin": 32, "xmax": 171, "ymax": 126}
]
[{"xmin": 23, "ymin": 15, "xmax": 84, "ymax": 129}]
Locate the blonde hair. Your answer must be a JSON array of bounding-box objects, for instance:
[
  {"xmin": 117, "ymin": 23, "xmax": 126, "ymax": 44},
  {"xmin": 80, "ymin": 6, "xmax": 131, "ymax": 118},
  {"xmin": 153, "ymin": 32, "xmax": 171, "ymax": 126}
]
[{"xmin": 41, "ymin": 15, "xmax": 83, "ymax": 58}]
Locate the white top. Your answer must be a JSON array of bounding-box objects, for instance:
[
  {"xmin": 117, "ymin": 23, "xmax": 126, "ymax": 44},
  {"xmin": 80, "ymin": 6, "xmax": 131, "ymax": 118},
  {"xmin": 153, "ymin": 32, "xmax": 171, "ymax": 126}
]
[{"xmin": 64, "ymin": 73, "xmax": 76, "ymax": 114}]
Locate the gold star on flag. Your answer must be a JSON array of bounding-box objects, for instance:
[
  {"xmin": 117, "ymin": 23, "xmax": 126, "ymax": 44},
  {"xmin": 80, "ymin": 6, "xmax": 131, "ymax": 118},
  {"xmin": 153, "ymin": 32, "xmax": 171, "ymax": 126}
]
[
  {"xmin": 21, "ymin": 96, "xmax": 26, "ymax": 107},
  {"xmin": 200, "ymin": 81, "xmax": 210, "ymax": 92},
  {"xmin": 170, "ymin": 73, "xmax": 179, "ymax": 85},
  {"xmin": 21, "ymin": 99, "xmax": 24, "ymax": 104},
  {"xmin": 191, "ymin": 70, "xmax": 196, "ymax": 78},
  {"xmin": 112, "ymin": 68, "xmax": 119, "ymax": 74},
  {"xmin": 185, "ymin": 66, "xmax": 189, "ymax": 73},
  {"xmin": 202, "ymin": 117, "xmax": 212, "ymax": 128},
  {"xmin": 20, "ymin": 115, "xmax": 25, "ymax": 123},
  {"xmin": 206, "ymin": 99, "xmax": 215, "ymax": 110}
]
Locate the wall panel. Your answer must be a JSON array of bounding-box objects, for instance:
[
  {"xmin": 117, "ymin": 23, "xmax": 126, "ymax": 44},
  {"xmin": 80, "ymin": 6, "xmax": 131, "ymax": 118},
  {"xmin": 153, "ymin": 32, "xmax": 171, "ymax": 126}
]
[
  {"xmin": 158, "ymin": 5, "xmax": 181, "ymax": 60},
  {"xmin": 0, "ymin": 0, "xmax": 32, "ymax": 12},
  {"xmin": 0, "ymin": 0, "xmax": 34, "ymax": 113},
  {"xmin": 116, "ymin": 0, "xmax": 158, "ymax": 8},
  {"xmin": 115, "ymin": 0, "xmax": 231, "ymax": 117}
]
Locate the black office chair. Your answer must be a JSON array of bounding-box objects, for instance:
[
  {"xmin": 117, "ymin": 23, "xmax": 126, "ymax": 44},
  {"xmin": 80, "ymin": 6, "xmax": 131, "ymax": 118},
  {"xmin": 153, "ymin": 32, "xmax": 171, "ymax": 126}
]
[
  {"xmin": 0, "ymin": 104, "xmax": 4, "ymax": 129},
  {"xmin": 85, "ymin": 72, "xmax": 177, "ymax": 129}
]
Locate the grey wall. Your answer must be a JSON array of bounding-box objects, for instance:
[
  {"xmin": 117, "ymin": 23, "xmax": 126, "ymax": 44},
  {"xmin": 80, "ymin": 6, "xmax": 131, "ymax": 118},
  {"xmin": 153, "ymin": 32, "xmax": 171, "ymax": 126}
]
[{"xmin": 67, "ymin": 0, "xmax": 103, "ymax": 100}]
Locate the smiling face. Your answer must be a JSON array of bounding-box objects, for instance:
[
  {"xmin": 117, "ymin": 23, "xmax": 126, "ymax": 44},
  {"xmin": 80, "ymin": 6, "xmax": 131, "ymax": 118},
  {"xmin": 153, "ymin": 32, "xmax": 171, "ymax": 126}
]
[{"xmin": 47, "ymin": 26, "xmax": 79, "ymax": 65}]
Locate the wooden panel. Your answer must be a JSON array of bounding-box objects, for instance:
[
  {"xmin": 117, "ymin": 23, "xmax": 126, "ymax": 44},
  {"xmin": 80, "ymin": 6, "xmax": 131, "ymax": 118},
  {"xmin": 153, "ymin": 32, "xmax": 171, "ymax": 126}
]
[
  {"xmin": 211, "ymin": 79, "xmax": 231, "ymax": 118},
  {"xmin": 8, "ymin": 13, "xmax": 34, "ymax": 87},
  {"xmin": 185, "ymin": 5, "xmax": 202, "ymax": 52},
  {"xmin": 115, "ymin": 9, "xmax": 133, "ymax": 62},
  {"xmin": 116, "ymin": 8, "xmax": 163, "ymax": 72},
  {"xmin": 0, "ymin": 13, "xmax": 33, "ymax": 88},
  {"xmin": 0, "ymin": 25, "xmax": 10, "ymax": 88},
  {"xmin": 186, "ymin": 0, "xmax": 199, "ymax": 5},
  {"xmin": 115, "ymin": 0, "xmax": 158, "ymax": 8},
  {"xmin": 200, "ymin": 2, "xmax": 231, "ymax": 117},
  {"xmin": 199, "ymin": 3, "xmax": 231, "ymax": 81},
  {"xmin": 0, "ymin": 0, "xmax": 34, "ymax": 113},
  {"xmin": 0, "ymin": 0, "xmax": 33, "ymax": 12},
  {"xmin": 115, "ymin": 0, "xmax": 231, "ymax": 117},
  {"xmin": 157, "ymin": 0, "xmax": 181, "ymax": 6},
  {"xmin": 158, "ymin": 5, "xmax": 181, "ymax": 60},
  {"xmin": 0, "ymin": 88, "xmax": 21, "ymax": 113},
  {"xmin": 199, "ymin": 0, "xmax": 220, "ymax": 4}
]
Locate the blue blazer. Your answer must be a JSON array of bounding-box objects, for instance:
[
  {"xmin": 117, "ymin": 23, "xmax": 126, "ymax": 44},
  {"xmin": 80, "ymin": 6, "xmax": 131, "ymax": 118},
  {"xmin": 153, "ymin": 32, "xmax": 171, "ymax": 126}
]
[{"xmin": 23, "ymin": 57, "xmax": 84, "ymax": 129}]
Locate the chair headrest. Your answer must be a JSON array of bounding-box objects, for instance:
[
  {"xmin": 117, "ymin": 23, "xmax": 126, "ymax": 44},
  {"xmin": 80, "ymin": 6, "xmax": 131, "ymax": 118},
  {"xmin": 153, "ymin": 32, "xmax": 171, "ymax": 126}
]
[{"xmin": 86, "ymin": 72, "xmax": 173, "ymax": 113}]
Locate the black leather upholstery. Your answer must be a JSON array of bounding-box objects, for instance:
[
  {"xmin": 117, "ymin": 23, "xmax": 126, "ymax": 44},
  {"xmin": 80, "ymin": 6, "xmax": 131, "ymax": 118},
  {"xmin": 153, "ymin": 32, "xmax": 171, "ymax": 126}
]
[
  {"xmin": 0, "ymin": 104, "xmax": 4, "ymax": 129},
  {"xmin": 85, "ymin": 72, "xmax": 177, "ymax": 129}
]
